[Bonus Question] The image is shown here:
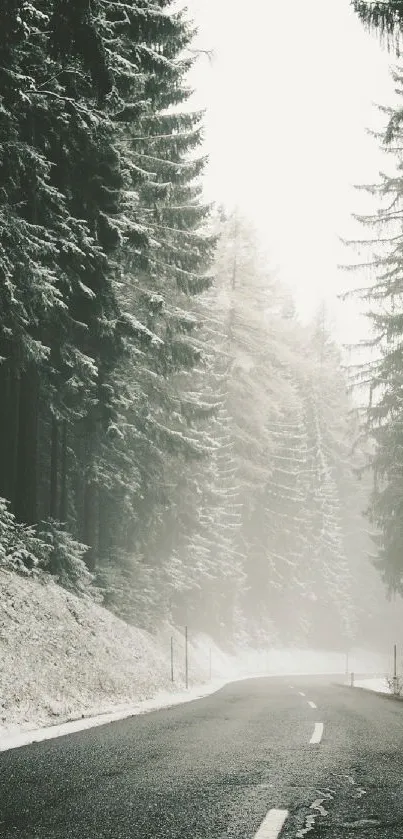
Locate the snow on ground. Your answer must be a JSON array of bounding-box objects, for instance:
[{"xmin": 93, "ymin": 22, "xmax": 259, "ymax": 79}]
[
  {"xmin": 353, "ymin": 677, "xmax": 391, "ymax": 694},
  {"xmin": 0, "ymin": 568, "xmax": 396, "ymax": 751},
  {"xmin": 0, "ymin": 679, "xmax": 229, "ymax": 753},
  {"xmin": 0, "ymin": 569, "xmax": 235, "ymax": 740},
  {"xmin": 236, "ymin": 647, "xmax": 391, "ymax": 678}
]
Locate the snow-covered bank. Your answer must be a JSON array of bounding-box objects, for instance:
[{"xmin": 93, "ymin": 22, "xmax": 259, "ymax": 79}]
[
  {"xmin": 353, "ymin": 677, "xmax": 391, "ymax": 694},
  {"xmin": 0, "ymin": 568, "xmax": 394, "ymax": 749},
  {"xmin": 0, "ymin": 569, "xmax": 237, "ymax": 739},
  {"xmin": 241, "ymin": 647, "xmax": 390, "ymax": 678},
  {"xmin": 0, "ymin": 680, "xmax": 229, "ymax": 753}
]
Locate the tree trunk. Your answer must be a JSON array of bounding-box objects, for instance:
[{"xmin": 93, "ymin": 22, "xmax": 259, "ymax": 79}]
[
  {"xmin": 0, "ymin": 361, "xmax": 10, "ymax": 499},
  {"xmin": 82, "ymin": 425, "xmax": 97, "ymax": 569},
  {"xmin": 74, "ymin": 433, "xmax": 85, "ymax": 537},
  {"xmin": 59, "ymin": 420, "xmax": 68, "ymax": 523},
  {"xmin": 49, "ymin": 415, "xmax": 59, "ymax": 519},
  {"xmin": 14, "ymin": 365, "xmax": 39, "ymax": 524},
  {"xmin": 0, "ymin": 363, "xmax": 20, "ymax": 508},
  {"xmin": 9, "ymin": 372, "xmax": 21, "ymax": 514},
  {"xmin": 83, "ymin": 479, "xmax": 97, "ymax": 570},
  {"xmin": 97, "ymin": 488, "xmax": 110, "ymax": 562}
]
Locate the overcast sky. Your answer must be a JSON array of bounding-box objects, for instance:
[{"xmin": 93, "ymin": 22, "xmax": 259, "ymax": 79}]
[{"xmin": 186, "ymin": 0, "xmax": 397, "ymax": 343}]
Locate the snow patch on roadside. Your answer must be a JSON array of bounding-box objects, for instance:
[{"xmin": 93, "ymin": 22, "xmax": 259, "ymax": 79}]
[
  {"xmin": 353, "ymin": 677, "xmax": 391, "ymax": 694},
  {"xmin": 0, "ymin": 678, "xmax": 227, "ymax": 753},
  {"xmin": 248, "ymin": 647, "xmax": 389, "ymax": 678}
]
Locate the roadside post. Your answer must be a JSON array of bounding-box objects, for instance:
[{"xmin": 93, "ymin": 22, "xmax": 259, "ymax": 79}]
[
  {"xmin": 185, "ymin": 625, "xmax": 189, "ymax": 690},
  {"xmin": 350, "ymin": 671, "xmax": 354, "ymax": 688},
  {"xmin": 345, "ymin": 651, "xmax": 349, "ymax": 677},
  {"xmin": 171, "ymin": 636, "xmax": 174, "ymax": 683},
  {"xmin": 393, "ymin": 643, "xmax": 398, "ymax": 695}
]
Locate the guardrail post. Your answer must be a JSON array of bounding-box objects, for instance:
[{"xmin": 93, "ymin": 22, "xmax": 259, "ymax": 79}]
[
  {"xmin": 185, "ymin": 625, "xmax": 188, "ymax": 690},
  {"xmin": 393, "ymin": 643, "xmax": 398, "ymax": 695}
]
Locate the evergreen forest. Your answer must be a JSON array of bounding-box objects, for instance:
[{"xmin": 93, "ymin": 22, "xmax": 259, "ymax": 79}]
[{"xmin": 1, "ymin": 0, "xmax": 402, "ymax": 653}]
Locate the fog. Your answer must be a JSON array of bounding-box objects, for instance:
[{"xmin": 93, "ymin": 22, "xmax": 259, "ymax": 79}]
[{"xmin": 187, "ymin": 0, "xmax": 396, "ymax": 343}]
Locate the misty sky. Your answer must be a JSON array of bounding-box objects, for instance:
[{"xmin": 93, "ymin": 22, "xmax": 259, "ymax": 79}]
[{"xmin": 187, "ymin": 0, "xmax": 397, "ymax": 343}]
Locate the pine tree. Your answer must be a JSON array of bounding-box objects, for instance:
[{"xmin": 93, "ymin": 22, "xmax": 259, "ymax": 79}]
[
  {"xmin": 346, "ymin": 69, "xmax": 403, "ymax": 594},
  {"xmin": 0, "ymin": 0, "xmax": 117, "ymax": 526},
  {"xmin": 209, "ymin": 216, "xmax": 359, "ymax": 646},
  {"xmin": 354, "ymin": 1, "xmax": 403, "ymax": 51},
  {"xmin": 82, "ymin": 1, "xmax": 218, "ymax": 603}
]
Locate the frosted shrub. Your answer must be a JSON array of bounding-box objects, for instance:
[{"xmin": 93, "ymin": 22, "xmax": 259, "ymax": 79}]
[
  {"xmin": 0, "ymin": 497, "xmax": 48, "ymax": 574},
  {"xmin": 0, "ymin": 499, "xmax": 98, "ymax": 597},
  {"xmin": 0, "ymin": 497, "xmax": 16, "ymax": 565},
  {"xmin": 37, "ymin": 519, "xmax": 98, "ymax": 598},
  {"xmin": 386, "ymin": 675, "xmax": 403, "ymax": 696}
]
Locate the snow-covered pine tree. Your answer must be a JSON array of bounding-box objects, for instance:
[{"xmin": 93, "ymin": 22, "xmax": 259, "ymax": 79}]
[
  {"xmin": 345, "ymin": 70, "xmax": 403, "ymax": 595},
  {"xmin": 354, "ymin": 1, "xmax": 403, "ymax": 51},
  {"xmin": 198, "ymin": 214, "xmax": 303, "ymax": 644},
  {"xmin": 260, "ymin": 379, "xmax": 312, "ymax": 645},
  {"xmin": 206, "ymin": 215, "xmax": 361, "ymax": 646},
  {"xmin": 89, "ymin": 2, "xmax": 218, "ymax": 613},
  {"xmin": 167, "ymin": 305, "xmax": 245, "ymax": 644},
  {"xmin": 0, "ymin": 0, "xmax": 119, "ymax": 529}
]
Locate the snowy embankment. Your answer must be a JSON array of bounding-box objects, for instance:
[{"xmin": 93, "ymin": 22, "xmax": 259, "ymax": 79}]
[
  {"xmin": 0, "ymin": 568, "xmax": 393, "ymax": 750},
  {"xmin": 353, "ymin": 677, "xmax": 391, "ymax": 694},
  {"xmin": 0, "ymin": 569, "xmax": 239, "ymax": 742}
]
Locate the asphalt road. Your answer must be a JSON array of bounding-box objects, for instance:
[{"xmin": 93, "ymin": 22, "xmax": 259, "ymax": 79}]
[{"xmin": 1, "ymin": 675, "xmax": 403, "ymax": 838}]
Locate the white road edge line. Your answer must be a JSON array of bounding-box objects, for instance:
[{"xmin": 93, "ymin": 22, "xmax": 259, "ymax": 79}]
[
  {"xmin": 308, "ymin": 700, "xmax": 317, "ymax": 709},
  {"xmin": 310, "ymin": 722, "xmax": 324, "ymax": 744},
  {"xmin": 298, "ymin": 691, "xmax": 306, "ymax": 697},
  {"xmin": 253, "ymin": 808, "xmax": 288, "ymax": 839}
]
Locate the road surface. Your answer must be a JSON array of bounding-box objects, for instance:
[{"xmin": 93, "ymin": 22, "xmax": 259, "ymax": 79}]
[{"xmin": 0, "ymin": 675, "xmax": 402, "ymax": 838}]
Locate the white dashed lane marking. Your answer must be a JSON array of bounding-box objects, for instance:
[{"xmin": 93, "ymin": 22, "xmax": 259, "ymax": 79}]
[
  {"xmin": 310, "ymin": 722, "xmax": 324, "ymax": 744},
  {"xmin": 308, "ymin": 700, "xmax": 317, "ymax": 709},
  {"xmin": 298, "ymin": 691, "xmax": 306, "ymax": 697},
  {"xmin": 253, "ymin": 809, "xmax": 288, "ymax": 839}
]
